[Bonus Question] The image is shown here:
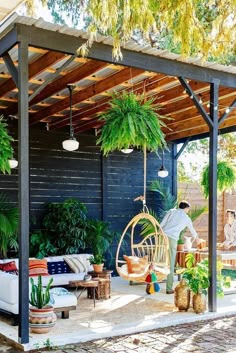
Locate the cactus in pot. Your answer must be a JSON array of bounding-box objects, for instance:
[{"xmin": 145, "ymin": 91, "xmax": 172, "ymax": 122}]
[
  {"xmin": 29, "ymin": 275, "xmax": 53, "ymax": 309},
  {"xmin": 29, "ymin": 275, "xmax": 56, "ymax": 334}
]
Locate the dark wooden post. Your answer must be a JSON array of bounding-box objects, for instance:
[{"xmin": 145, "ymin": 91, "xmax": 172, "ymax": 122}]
[
  {"xmin": 208, "ymin": 79, "xmax": 220, "ymax": 312},
  {"xmin": 18, "ymin": 38, "xmax": 30, "ymax": 343}
]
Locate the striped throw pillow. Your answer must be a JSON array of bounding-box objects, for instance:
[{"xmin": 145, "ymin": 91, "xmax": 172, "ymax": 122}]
[
  {"xmin": 123, "ymin": 255, "xmax": 148, "ymax": 274},
  {"xmin": 29, "ymin": 259, "xmax": 49, "ymax": 277},
  {"xmin": 64, "ymin": 256, "xmax": 86, "ymax": 273}
]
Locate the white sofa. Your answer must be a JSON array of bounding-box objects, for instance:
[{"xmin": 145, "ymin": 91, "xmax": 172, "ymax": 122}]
[{"xmin": 0, "ymin": 254, "xmax": 93, "ymax": 324}]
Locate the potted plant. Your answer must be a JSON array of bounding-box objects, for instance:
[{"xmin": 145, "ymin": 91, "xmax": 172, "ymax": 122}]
[
  {"xmin": 201, "ymin": 161, "xmax": 236, "ymax": 198},
  {"xmin": 97, "ymin": 91, "xmax": 167, "ymax": 155},
  {"xmin": 177, "ymin": 236, "xmax": 185, "ymax": 252},
  {"xmin": 29, "ymin": 275, "xmax": 56, "ymax": 333},
  {"xmin": 87, "ymin": 219, "xmax": 114, "ymax": 272},
  {"xmin": 0, "ymin": 116, "xmax": 14, "ymax": 175},
  {"xmin": 88, "ymin": 254, "xmax": 105, "ymax": 272},
  {"xmin": 181, "ymin": 254, "xmax": 230, "ymax": 314}
]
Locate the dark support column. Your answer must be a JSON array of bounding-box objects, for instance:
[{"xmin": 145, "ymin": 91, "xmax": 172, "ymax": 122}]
[
  {"xmin": 18, "ymin": 39, "xmax": 30, "ymax": 343},
  {"xmin": 172, "ymin": 144, "xmax": 178, "ymax": 198},
  {"xmin": 208, "ymin": 79, "xmax": 220, "ymax": 312}
]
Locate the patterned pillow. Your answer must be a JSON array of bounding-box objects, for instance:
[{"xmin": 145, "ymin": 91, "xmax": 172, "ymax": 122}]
[
  {"xmin": 47, "ymin": 261, "xmax": 72, "ymax": 275},
  {"xmin": 29, "ymin": 259, "xmax": 49, "ymax": 276},
  {"xmin": 0, "ymin": 261, "xmax": 18, "ymax": 275},
  {"xmin": 123, "ymin": 255, "xmax": 148, "ymax": 274},
  {"xmin": 64, "ymin": 256, "xmax": 86, "ymax": 273}
]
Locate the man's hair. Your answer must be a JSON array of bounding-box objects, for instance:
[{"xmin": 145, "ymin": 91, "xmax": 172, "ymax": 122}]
[
  {"xmin": 179, "ymin": 201, "xmax": 191, "ymax": 209},
  {"xmin": 226, "ymin": 209, "xmax": 236, "ymax": 218}
]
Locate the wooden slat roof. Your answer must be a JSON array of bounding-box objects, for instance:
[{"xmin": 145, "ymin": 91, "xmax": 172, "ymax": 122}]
[{"xmin": 1, "ymin": 15, "xmax": 236, "ymax": 143}]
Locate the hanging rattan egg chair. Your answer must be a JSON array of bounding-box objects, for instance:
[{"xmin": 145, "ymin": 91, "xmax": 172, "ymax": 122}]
[{"xmin": 115, "ymin": 212, "xmax": 170, "ymax": 283}]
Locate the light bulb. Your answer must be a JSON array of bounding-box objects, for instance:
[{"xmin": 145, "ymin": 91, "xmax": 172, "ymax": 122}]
[
  {"xmin": 8, "ymin": 158, "xmax": 18, "ymax": 169},
  {"xmin": 62, "ymin": 137, "xmax": 79, "ymax": 151},
  {"xmin": 226, "ymin": 108, "xmax": 230, "ymax": 114},
  {"xmin": 158, "ymin": 167, "xmax": 168, "ymax": 178},
  {"xmin": 121, "ymin": 148, "xmax": 133, "ymax": 154}
]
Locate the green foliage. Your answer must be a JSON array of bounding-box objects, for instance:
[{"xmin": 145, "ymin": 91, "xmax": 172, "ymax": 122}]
[
  {"xmin": 0, "ymin": 193, "xmax": 18, "ymax": 258},
  {"xmin": 86, "ymin": 219, "xmax": 114, "ymax": 259},
  {"xmin": 150, "ymin": 179, "xmax": 177, "ymax": 220},
  {"xmin": 42, "ymin": 199, "xmax": 89, "ymax": 254},
  {"xmin": 97, "ymin": 92, "xmax": 167, "ymax": 155},
  {"xmin": 0, "ymin": 117, "xmax": 14, "ymax": 175},
  {"xmin": 178, "ymin": 205, "xmax": 207, "ymax": 244},
  {"xmin": 29, "ymin": 275, "xmax": 53, "ymax": 309},
  {"xmin": 201, "ymin": 161, "xmax": 236, "ymax": 198},
  {"xmin": 140, "ymin": 179, "xmax": 177, "ymax": 237},
  {"xmin": 88, "ymin": 254, "xmax": 105, "ymax": 265},
  {"xmin": 30, "ymin": 230, "xmax": 58, "ymax": 259},
  {"xmin": 182, "ymin": 253, "xmax": 230, "ymax": 296},
  {"xmin": 32, "ymin": 0, "xmax": 236, "ymax": 63}
]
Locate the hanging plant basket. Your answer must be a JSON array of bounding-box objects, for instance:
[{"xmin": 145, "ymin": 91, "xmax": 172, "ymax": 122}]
[
  {"xmin": 201, "ymin": 161, "xmax": 236, "ymax": 198},
  {"xmin": 97, "ymin": 91, "xmax": 167, "ymax": 155},
  {"xmin": 0, "ymin": 116, "xmax": 14, "ymax": 174}
]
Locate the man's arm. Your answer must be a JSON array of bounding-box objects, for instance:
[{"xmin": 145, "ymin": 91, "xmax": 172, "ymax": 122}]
[
  {"xmin": 187, "ymin": 218, "xmax": 198, "ymax": 239},
  {"xmin": 160, "ymin": 210, "xmax": 171, "ymax": 229}
]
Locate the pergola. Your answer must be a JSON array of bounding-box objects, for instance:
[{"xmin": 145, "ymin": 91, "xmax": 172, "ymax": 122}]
[{"xmin": 1, "ymin": 14, "xmax": 236, "ymax": 344}]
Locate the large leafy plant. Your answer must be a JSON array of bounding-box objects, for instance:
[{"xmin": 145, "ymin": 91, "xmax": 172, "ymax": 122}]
[
  {"xmin": 42, "ymin": 199, "xmax": 89, "ymax": 254},
  {"xmin": 0, "ymin": 192, "xmax": 18, "ymax": 258},
  {"xmin": 97, "ymin": 91, "xmax": 167, "ymax": 155},
  {"xmin": 0, "ymin": 117, "xmax": 14, "ymax": 174},
  {"xmin": 201, "ymin": 161, "xmax": 236, "ymax": 198},
  {"xmin": 182, "ymin": 253, "xmax": 230, "ymax": 297}
]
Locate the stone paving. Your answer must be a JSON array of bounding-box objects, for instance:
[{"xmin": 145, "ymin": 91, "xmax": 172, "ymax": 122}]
[{"xmin": 1, "ymin": 315, "xmax": 236, "ymax": 353}]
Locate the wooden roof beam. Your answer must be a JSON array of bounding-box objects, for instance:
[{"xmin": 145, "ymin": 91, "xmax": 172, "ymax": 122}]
[
  {"xmin": 0, "ymin": 50, "xmax": 65, "ymax": 97},
  {"xmin": 29, "ymin": 67, "xmax": 145, "ymax": 125}
]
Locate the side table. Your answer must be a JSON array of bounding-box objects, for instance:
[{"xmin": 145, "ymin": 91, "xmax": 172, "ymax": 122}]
[
  {"xmin": 68, "ymin": 280, "xmax": 99, "ymax": 308},
  {"xmin": 88, "ymin": 270, "xmax": 113, "ymax": 299}
]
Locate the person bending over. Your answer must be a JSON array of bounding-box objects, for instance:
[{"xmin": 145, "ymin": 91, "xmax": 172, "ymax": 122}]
[{"xmin": 160, "ymin": 201, "xmax": 199, "ymax": 294}]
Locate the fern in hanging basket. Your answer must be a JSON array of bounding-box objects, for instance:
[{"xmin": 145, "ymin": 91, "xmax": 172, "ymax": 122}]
[
  {"xmin": 0, "ymin": 116, "xmax": 13, "ymax": 174},
  {"xmin": 201, "ymin": 161, "xmax": 236, "ymax": 198},
  {"xmin": 97, "ymin": 92, "xmax": 167, "ymax": 155}
]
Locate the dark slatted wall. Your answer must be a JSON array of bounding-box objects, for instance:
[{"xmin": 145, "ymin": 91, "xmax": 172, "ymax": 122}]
[{"xmin": 0, "ymin": 125, "xmax": 176, "ymax": 261}]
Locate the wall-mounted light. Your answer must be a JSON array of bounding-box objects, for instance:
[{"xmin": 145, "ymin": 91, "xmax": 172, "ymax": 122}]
[
  {"xmin": 158, "ymin": 150, "xmax": 168, "ymax": 178},
  {"xmin": 62, "ymin": 84, "xmax": 79, "ymax": 152}
]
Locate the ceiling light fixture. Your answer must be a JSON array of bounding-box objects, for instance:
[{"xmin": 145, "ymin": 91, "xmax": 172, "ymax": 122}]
[
  {"xmin": 158, "ymin": 150, "xmax": 168, "ymax": 178},
  {"xmin": 62, "ymin": 84, "xmax": 79, "ymax": 151},
  {"xmin": 121, "ymin": 148, "xmax": 133, "ymax": 154},
  {"xmin": 8, "ymin": 157, "xmax": 18, "ymax": 169}
]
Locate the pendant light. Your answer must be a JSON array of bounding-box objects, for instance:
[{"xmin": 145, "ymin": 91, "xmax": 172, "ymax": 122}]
[
  {"xmin": 158, "ymin": 150, "xmax": 168, "ymax": 178},
  {"xmin": 62, "ymin": 84, "xmax": 79, "ymax": 151},
  {"xmin": 121, "ymin": 148, "xmax": 133, "ymax": 154},
  {"xmin": 8, "ymin": 157, "xmax": 18, "ymax": 169}
]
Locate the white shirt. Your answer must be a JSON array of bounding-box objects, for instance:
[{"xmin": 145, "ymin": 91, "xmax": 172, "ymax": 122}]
[
  {"xmin": 160, "ymin": 208, "xmax": 198, "ymax": 242},
  {"xmin": 223, "ymin": 220, "xmax": 236, "ymax": 245}
]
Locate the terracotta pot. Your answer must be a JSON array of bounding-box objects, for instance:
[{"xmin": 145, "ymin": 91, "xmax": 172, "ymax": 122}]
[
  {"xmin": 192, "ymin": 293, "xmax": 206, "ymax": 314},
  {"xmin": 29, "ymin": 305, "xmax": 57, "ymax": 334},
  {"xmin": 93, "ymin": 263, "xmax": 104, "ymax": 273},
  {"xmin": 177, "ymin": 244, "xmax": 184, "ymax": 252},
  {"xmin": 174, "ymin": 279, "xmax": 190, "ymax": 311}
]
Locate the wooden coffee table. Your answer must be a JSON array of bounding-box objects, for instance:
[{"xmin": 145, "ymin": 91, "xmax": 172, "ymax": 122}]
[{"xmin": 69, "ymin": 280, "xmax": 99, "ymax": 308}]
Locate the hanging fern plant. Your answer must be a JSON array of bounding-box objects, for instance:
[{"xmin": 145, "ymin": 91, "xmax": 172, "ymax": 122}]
[
  {"xmin": 97, "ymin": 91, "xmax": 167, "ymax": 155},
  {"xmin": 201, "ymin": 161, "xmax": 236, "ymax": 198},
  {"xmin": 0, "ymin": 116, "xmax": 13, "ymax": 174}
]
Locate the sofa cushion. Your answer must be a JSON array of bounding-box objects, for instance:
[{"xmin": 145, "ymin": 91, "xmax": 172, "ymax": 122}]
[
  {"xmin": 29, "ymin": 259, "xmax": 49, "ymax": 276},
  {"xmin": 64, "ymin": 254, "xmax": 93, "ymax": 273},
  {"xmin": 0, "ymin": 261, "xmax": 18, "ymax": 274},
  {"xmin": 47, "ymin": 261, "xmax": 72, "ymax": 275},
  {"xmin": 123, "ymin": 255, "xmax": 148, "ymax": 274}
]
